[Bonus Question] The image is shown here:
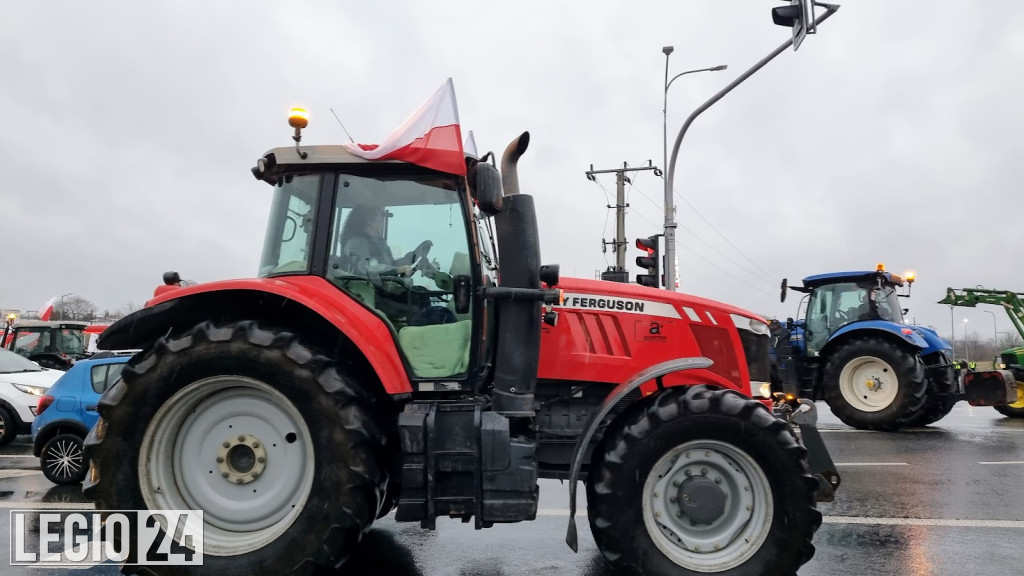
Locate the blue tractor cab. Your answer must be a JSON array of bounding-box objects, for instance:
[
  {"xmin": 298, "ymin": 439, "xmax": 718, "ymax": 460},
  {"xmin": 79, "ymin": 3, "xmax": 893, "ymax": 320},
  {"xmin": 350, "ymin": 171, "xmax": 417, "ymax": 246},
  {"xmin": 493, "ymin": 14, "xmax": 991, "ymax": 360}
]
[{"xmin": 773, "ymin": 265, "xmax": 956, "ymax": 430}]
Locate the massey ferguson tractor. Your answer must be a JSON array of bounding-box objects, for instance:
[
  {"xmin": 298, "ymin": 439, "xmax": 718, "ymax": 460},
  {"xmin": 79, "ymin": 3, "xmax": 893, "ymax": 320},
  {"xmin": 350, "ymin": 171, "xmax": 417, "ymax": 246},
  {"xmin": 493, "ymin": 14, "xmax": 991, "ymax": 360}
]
[{"xmin": 85, "ymin": 109, "xmax": 838, "ymax": 576}]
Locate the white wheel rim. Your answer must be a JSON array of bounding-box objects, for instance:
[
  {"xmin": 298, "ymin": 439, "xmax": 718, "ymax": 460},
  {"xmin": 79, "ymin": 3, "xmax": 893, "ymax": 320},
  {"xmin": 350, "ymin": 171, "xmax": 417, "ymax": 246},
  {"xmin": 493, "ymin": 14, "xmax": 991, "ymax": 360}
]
[
  {"xmin": 839, "ymin": 355, "xmax": 899, "ymax": 412},
  {"xmin": 641, "ymin": 439, "xmax": 773, "ymax": 572},
  {"xmin": 45, "ymin": 438, "xmax": 84, "ymax": 481},
  {"xmin": 140, "ymin": 376, "xmax": 315, "ymax": 556}
]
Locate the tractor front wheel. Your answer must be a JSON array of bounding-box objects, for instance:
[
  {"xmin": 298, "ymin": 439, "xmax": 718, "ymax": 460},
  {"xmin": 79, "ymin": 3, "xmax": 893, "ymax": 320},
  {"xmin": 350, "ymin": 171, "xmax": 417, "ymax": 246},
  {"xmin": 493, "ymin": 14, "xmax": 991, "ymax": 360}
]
[
  {"xmin": 994, "ymin": 370, "xmax": 1024, "ymax": 418},
  {"xmin": 822, "ymin": 337, "xmax": 927, "ymax": 430},
  {"xmin": 83, "ymin": 321, "xmax": 388, "ymax": 576},
  {"xmin": 587, "ymin": 385, "xmax": 821, "ymax": 576}
]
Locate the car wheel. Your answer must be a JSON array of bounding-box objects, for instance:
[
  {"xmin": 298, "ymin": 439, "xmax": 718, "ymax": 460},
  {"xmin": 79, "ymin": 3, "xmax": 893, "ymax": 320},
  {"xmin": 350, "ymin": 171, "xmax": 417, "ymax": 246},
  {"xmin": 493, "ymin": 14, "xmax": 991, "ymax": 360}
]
[
  {"xmin": 0, "ymin": 405, "xmax": 18, "ymax": 447},
  {"xmin": 41, "ymin": 433, "xmax": 88, "ymax": 485}
]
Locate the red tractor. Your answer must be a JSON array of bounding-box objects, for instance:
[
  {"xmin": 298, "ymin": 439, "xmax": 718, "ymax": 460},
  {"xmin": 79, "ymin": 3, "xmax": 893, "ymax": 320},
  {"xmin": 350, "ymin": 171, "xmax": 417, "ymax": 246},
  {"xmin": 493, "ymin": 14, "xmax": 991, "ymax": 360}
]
[{"xmin": 85, "ymin": 112, "xmax": 838, "ymax": 576}]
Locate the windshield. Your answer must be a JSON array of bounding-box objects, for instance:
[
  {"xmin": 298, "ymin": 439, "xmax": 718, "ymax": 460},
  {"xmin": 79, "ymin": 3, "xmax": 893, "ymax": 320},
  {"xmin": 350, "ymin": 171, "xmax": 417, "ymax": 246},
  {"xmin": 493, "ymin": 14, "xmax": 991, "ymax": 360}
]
[
  {"xmin": 0, "ymin": 348, "xmax": 43, "ymax": 373},
  {"xmin": 258, "ymin": 174, "xmax": 320, "ymax": 277},
  {"xmin": 327, "ymin": 171, "xmax": 474, "ymax": 378},
  {"xmin": 873, "ymin": 285, "xmax": 904, "ymax": 323},
  {"xmin": 11, "ymin": 327, "xmax": 85, "ymax": 356}
]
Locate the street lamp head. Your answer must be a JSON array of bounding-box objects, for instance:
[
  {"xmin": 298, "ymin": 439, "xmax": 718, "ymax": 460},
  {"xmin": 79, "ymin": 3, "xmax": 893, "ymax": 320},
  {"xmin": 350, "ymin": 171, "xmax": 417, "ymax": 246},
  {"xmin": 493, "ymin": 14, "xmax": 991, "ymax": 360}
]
[
  {"xmin": 710, "ymin": 65, "xmax": 728, "ymax": 71},
  {"xmin": 662, "ymin": 46, "xmax": 674, "ymax": 55}
]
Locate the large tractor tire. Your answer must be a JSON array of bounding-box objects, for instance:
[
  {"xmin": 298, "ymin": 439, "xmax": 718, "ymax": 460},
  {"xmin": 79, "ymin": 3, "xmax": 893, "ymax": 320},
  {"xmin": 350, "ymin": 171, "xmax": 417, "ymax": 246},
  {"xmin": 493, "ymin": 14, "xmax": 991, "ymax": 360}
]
[
  {"xmin": 821, "ymin": 337, "xmax": 927, "ymax": 431},
  {"xmin": 994, "ymin": 368, "xmax": 1024, "ymax": 418},
  {"xmin": 909, "ymin": 352, "xmax": 959, "ymax": 427},
  {"xmin": 83, "ymin": 321, "xmax": 389, "ymax": 576},
  {"xmin": 587, "ymin": 385, "xmax": 821, "ymax": 576}
]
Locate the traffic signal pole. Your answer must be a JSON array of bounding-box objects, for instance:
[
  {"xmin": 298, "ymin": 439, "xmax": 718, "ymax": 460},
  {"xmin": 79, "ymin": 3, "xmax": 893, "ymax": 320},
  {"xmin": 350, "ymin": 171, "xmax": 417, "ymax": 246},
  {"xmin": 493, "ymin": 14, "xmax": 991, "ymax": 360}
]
[{"xmin": 663, "ymin": 3, "xmax": 840, "ymax": 291}]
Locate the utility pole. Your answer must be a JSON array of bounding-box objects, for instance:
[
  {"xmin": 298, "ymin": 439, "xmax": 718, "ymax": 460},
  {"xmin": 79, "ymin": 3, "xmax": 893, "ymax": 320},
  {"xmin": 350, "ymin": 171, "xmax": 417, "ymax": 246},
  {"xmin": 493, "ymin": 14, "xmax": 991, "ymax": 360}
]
[{"xmin": 587, "ymin": 162, "xmax": 661, "ymax": 283}]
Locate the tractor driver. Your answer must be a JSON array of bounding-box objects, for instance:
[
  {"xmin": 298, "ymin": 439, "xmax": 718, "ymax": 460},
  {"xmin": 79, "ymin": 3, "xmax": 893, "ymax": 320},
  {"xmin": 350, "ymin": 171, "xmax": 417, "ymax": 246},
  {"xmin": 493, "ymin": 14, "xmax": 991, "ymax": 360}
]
[
  {"xmin": 338, "ymin": 204, "xmax": 455, "ymax": 327},
  {"xmin": 338, "ymin": 204, "xmax": 418, "ymax": 278}
]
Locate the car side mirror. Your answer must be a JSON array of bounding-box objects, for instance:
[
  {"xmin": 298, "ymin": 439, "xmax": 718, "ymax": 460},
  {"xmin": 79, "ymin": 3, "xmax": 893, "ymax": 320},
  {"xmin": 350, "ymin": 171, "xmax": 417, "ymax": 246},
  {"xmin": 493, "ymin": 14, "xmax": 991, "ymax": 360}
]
[
  {"xmin": 469, "ymin": 161, "xmax": 504, "ymax": 215},
  {"xmin": 454, "ymin": 275, "xmax": 472, "ymax": 314}
]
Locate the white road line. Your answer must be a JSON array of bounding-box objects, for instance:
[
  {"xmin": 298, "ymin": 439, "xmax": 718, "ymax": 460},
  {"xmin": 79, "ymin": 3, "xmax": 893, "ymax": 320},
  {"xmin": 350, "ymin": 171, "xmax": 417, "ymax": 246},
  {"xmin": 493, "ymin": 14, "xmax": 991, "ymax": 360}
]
[
  {"xmin": 823, "ymin": 516, "xmax": 1024, "ymax": 529},
  {"xmin": 834, "ymin": 462, "xmax": 909, "ymax": 466},
  {"xmin": 0, "ymin": 470, "xmax": 43, "ymax": 479},
  {"xmin": 979, "ymin": 461, "xmax": 1024, "ymax": 465},
  {"xmin": 535, "ymin": 509, "xmax": 1024, "ymax": 528},
  {"xmin": 0, "ymin": 502, "xmax": 94, "ymax": 510}
]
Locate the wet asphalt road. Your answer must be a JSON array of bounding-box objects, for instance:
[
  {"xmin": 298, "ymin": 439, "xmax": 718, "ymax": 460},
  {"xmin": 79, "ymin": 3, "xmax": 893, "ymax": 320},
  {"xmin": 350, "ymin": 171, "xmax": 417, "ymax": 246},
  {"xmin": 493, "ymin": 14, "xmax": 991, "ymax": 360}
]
[{"xmin": 1, "ymin": 403, "xmax": 1022, "ymax": 575}]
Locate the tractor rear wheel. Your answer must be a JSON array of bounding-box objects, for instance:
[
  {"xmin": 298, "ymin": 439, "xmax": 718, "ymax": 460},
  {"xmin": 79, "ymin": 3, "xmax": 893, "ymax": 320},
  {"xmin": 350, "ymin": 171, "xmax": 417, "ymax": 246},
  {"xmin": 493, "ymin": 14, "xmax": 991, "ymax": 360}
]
[
  {"xmin": 822, "ymin": 337, "xmax": 927, "ymax": 431},
  {"xmin": 83, "ymin": 321, "xmax": 388, "ymax": 576},
  {"xmin": 994, "ymin": 369, "xmax": 1024, "ymax": 418},
  {"xmin": 909, "ymin": 352, "xmax": 958, "ymax": 427},
  {"xmin": 587, "ymin": 385, "xmax": 821, "ymax": 576}
]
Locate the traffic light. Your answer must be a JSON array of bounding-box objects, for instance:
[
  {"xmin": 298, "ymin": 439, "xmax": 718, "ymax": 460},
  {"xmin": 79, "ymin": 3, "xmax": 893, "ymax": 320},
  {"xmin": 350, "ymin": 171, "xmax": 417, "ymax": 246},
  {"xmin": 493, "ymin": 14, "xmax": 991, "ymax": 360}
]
[
  {"xmin": 772, "ymin": 0, "xmax": 814, "ymax": 50},
  {"xmin": 635, "ymin": 235, "xmax": 660, "ymax": 288}
]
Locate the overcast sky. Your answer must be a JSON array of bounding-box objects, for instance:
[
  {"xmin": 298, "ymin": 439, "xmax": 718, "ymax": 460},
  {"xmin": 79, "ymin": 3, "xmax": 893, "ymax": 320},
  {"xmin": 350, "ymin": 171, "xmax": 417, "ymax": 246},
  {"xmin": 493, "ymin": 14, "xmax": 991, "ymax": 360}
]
[{"xmin": 2, "ymin": 1, "xmax": 1022, "ymax": 342}]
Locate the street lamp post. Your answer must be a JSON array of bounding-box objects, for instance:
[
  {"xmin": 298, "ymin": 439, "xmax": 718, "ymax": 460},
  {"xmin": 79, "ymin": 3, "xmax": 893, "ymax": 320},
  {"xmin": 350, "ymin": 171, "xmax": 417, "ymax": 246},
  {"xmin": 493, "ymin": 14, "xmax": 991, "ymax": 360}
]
[
  {"xmin": 58, "ymin": 292, "xmax": 72, "ymax": 321},
  {"xmin": 962, "ymin": 318, "xmax": 970, "ymax": 362},
  {"xmin": 662, "ymin": 46, "xmax": 726, "ymax": 290},
  {"xmin": 984, "ymin": 310, "xmax": 997, "ymax": 345}
]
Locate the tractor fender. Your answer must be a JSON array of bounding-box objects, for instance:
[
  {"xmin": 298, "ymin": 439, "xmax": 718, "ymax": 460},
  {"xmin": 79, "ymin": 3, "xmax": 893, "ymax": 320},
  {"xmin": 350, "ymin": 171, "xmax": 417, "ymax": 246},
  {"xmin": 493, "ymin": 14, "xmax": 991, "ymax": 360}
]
[
  {"xmin": 564, "ymin": 356, "xmax": 713, "ymax": 553},
  {"xmin": 826, "ymin": 321, "xmax": 928, "ymax": 352},
  {"xmin": 98, "ymin": 277, "xmax": 411, "ymax": 395},
  {"xmin": 909, "ymin": 324, "xmax": 954, "ymax": 357}
]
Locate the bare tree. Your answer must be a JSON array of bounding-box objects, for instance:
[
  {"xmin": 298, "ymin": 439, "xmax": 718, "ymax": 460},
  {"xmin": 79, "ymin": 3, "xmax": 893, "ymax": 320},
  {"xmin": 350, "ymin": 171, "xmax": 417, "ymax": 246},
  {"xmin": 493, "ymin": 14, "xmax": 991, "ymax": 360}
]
[{"xmin": 55, "ymin": 294, "xmax": 98, "ymax": 321}]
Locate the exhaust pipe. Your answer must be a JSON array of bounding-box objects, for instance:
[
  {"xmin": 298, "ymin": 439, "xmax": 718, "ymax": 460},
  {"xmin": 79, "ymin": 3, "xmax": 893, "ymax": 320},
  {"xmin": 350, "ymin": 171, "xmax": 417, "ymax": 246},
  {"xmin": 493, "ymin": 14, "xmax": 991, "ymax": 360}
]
[
  {"xmin": 492, "ymin": 131, "xmax": 541, "ymax": 416},
  {"xmin": 500, "ymin": 132, "xmax": 530, "ymax": 196}
]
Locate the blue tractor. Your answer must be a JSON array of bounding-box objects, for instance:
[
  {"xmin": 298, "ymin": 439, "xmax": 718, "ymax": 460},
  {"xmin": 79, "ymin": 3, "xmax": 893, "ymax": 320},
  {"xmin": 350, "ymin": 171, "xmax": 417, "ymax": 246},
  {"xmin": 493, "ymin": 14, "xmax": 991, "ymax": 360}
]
[{"xmin": 771, "ymin": 266, "xmax": 957, "ymax": 430}]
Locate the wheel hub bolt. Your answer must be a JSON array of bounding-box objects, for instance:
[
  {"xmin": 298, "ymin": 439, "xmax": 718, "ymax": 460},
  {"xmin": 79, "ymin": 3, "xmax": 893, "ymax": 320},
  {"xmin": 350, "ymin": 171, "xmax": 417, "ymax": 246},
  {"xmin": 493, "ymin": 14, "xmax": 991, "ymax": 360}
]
[
  {"xmin": 714, "ymin": 477, "xmax": 721, "ymax": 484},
  {"xmin": 700, "ymin": 468, "xmax": 708, "ymax": 475},
  {"xmin": 685, "ymin": 470, "xmax": 693, "ymax": 477},
  {"xmin": 216, "ymin": 456, "xmax": 224, "ymax": 463},
  {"xmin": 670, "ymin": 496, "xmax": 677, "ymax": 503}
]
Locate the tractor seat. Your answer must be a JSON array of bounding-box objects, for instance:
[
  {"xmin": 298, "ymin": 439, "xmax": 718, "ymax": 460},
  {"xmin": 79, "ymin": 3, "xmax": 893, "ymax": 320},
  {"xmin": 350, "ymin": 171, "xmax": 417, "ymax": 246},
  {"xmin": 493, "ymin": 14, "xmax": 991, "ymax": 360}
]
[{"xmin": 397, "ymin": 319, "xmax": 472, "ymax": 378}]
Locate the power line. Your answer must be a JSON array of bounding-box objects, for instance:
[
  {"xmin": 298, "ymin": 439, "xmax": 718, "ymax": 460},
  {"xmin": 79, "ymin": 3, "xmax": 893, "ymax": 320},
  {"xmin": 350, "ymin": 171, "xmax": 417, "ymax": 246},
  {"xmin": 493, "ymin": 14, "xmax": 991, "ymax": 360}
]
[
  {"xmin": 629, "ymin": 181, "xmax": 777, "ymax": 287},
  {"xmin": 673, "ymin": 190, "xmax": 778, "ymax": 282}
]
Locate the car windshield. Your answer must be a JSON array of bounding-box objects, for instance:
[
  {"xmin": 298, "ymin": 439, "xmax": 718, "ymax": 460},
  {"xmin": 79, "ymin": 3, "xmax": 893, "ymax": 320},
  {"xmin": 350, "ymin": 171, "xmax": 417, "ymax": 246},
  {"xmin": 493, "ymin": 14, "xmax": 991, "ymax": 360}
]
[{"xmin": 0, "ymin": 348, "xmax": 44, "ymax": 373}]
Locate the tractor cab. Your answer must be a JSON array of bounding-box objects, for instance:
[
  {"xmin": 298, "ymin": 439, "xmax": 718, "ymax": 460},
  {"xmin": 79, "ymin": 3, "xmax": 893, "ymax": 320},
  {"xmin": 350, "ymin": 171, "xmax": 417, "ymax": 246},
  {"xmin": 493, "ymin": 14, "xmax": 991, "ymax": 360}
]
[
  {"xmin": 256, "ymin": 162, "xmax": 487, "ymax": 380},
  {"xmin": 1, "ymin": 320, "xmax": 90, "ymax": 370},
  {"xmin": 785, "ymin": 265, "xmax": 912, "ymax": 357},
  {"xmin": 800, "ymin": 269, "xmax": 908, "ymax": 355}
]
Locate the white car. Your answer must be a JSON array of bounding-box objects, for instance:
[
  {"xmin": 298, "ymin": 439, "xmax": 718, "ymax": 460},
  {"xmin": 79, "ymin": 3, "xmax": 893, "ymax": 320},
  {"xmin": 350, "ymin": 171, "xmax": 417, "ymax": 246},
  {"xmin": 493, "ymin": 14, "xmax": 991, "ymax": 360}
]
[{"xmin": 0, "ymin": 347, "xmax": 64, "ymax": 446}]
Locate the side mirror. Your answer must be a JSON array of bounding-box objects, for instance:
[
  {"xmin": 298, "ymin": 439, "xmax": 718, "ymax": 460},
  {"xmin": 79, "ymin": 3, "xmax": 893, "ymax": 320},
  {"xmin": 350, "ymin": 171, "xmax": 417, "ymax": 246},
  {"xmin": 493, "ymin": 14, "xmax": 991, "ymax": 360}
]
[
  {"xmin": 468, "ymin": 161, "xmax": 503, "ymax": 215},
  {"xmin": 786, "ymin": 317, "xmax": 794, "ymax": 330},
  {"xmin": 780, "ymin": 278, "xmax": 788, "ymax": 303},
  {"xmin": 454, "ymin": 275, "xmax": 472, "ymax": 314}
]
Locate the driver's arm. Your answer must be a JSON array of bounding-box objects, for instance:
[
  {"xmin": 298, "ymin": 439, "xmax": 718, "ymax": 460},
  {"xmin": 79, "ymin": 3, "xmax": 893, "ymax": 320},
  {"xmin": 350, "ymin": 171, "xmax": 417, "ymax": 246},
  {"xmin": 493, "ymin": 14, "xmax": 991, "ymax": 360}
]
[{"xmin": 344, "ymin": 237, "xmax": 410, "ymax": 277}]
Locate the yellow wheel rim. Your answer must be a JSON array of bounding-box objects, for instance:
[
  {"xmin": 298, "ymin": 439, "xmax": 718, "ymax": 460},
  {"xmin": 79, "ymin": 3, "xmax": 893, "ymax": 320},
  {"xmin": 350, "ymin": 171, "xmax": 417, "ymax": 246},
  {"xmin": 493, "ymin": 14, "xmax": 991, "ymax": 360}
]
[{"xmin": 1010, "ymin": 384, "xmax": 1024, "ymax": 409}]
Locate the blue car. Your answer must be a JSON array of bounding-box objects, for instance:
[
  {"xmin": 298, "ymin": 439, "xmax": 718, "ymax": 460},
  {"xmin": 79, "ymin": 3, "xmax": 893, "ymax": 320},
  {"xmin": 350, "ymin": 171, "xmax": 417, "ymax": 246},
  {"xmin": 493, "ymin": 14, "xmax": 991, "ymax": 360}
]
[{"xmin": 31, "ymin": 352, "xmax": 134, "ymax": 484}]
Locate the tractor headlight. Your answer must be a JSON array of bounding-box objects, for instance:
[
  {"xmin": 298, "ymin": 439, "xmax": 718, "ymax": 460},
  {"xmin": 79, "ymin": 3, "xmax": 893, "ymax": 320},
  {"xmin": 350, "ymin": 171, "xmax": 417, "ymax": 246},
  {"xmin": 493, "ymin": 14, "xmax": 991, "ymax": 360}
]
[{"xmin": 755, "ymin": 381, "xmax": 772, "ymax": 399}]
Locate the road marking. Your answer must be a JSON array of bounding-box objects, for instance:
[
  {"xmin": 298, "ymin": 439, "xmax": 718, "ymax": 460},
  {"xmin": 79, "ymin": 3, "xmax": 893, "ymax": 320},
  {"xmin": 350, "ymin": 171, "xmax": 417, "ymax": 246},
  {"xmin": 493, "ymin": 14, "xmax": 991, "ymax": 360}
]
[
  {"xmin": 536, "ymin": 509, "xmax": 1024, "ymax": 528},
  {"xmin": 0, "ymin": 502, "xmax": 94, "ymax": 510},
  {"xmin": 979, "ymin": 461, "xmax": 1024, "ymax": 465},
  {"xmin": 819, "ymin": 428, "xmax": 943, "ymax": 433},
  {"xmin": 834, "ymin": 462, "xmax": 909, "ymax": 466},
  {"xmin": 823, "ymin": 516, "xmax": 1024, "ymax": 528},
  {"xmin": 0, "ymin": 470, "xmax": 42, "ymax": 479}
]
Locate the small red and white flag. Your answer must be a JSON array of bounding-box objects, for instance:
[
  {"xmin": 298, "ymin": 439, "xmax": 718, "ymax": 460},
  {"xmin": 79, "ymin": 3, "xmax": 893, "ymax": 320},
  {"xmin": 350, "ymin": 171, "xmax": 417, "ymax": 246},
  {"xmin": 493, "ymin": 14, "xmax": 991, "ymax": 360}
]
[
  {"xmin": 38, "ymin": 297, "xmax": 56, "ymax": 321},
  {"xmin": 343, "ymin": 78, "xmax": 465, "ymax": 175}
]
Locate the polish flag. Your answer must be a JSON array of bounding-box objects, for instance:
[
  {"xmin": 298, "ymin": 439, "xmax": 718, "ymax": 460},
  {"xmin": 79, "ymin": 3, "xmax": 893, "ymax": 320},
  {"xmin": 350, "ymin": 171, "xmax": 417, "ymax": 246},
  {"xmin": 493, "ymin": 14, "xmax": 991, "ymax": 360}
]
[
  {"xmin": 343, "ymin": 78, "xmax": 465, "ymax": 176},
  {"xmin": 463, "ymin": 130, "xmax": 478, "ymax": 158},
  {"xmin": 38, "ymin": 297, "xmax": 57, "ymax": 321}
]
